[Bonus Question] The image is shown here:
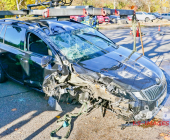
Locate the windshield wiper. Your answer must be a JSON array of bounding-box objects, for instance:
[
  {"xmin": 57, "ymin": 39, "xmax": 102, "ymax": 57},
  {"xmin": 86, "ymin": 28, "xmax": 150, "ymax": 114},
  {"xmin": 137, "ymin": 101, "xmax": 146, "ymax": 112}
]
[
  {"xmin": 83, "ymin": 33, "xmax": 114, "ymax": 44},
  {"xmin": 75, "ymin": 35, "xmax": 109, "ymax": 63},
  {"xmin": 75, "ymin": 35, "xmax": 109, "ymax": 53}
]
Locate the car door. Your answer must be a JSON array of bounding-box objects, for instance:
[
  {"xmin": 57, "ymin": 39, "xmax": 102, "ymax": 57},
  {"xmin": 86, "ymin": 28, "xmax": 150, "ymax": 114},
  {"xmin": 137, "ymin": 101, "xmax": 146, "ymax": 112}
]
[
  {"xmin": 141, "ymin": 12, "xmax": 146, "ymax": 20},
  {"xmin": 0, "ymin": 25, "xmax": 26, "ymax": 82},
  {"xmin": 0, "ymin": 24, "xmax": 7, "ymax": 68},
  {"xmin": 22, "ymin": 32, "xmax": 63, "ymax": 89},
  {"xmin": 136, "ymin": 12, "xmax": 143, "ymax": 20}
]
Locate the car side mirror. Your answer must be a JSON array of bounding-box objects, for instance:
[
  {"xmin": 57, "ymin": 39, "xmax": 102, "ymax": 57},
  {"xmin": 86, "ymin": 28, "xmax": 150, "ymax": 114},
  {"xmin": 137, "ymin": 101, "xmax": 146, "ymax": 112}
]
[{"xmin": 41, "ymin": 56, "xmax": 52, "ymax": 67}]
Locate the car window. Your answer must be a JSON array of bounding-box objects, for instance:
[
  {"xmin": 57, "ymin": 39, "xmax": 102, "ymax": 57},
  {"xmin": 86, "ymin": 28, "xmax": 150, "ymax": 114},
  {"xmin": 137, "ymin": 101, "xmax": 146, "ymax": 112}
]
[
  {"xmin": 28, "ymin": 33, "xmax": 52, "ymax": 56},
  {"xmin": 4, "ymin": 26, "xmax": 26, "ymax": 49},
  {"xmin": 136, "ymin": 12, "xmax": 142, "ymax": 15},
  {"xmin": 143, "ymin": 12, "xmax": 149, "ymax": 15},
  {"xmin": 0, "ymin": 25, "xmax": 6, "ymax": 43}
]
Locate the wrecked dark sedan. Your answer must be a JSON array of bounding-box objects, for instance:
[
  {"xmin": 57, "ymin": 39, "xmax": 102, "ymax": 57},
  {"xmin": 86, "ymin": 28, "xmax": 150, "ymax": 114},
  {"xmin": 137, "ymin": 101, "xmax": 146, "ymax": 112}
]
[{"xmin": 0, "ymin": 19, "xmax": 168, "ymax": 126}]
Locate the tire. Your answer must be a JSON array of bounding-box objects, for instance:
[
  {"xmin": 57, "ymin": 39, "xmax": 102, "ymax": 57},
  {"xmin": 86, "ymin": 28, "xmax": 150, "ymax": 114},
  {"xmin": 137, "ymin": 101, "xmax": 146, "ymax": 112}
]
[
  {"xmin": 0, "ymin": 66, "xmax": 6, "ymax": 83},
  {"xmin": 145, "ymin": 17, "xmax": 150, "ymax": 22}
]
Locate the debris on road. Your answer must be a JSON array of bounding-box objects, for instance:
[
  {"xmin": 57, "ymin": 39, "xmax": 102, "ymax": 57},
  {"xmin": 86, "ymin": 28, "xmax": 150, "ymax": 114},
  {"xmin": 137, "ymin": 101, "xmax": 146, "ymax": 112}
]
[
  {"xmin": 56, "ymin": 116, "xmax": 61, "ymax": 119},
  {"xmin": 11, "ymin": 108, "xmax": 17, "ymax": 111}
]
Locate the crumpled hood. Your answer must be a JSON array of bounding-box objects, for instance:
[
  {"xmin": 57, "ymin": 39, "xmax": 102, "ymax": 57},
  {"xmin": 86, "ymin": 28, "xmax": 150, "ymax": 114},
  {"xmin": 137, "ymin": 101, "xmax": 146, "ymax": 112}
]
[{"xmin": 77, "ymin": 46, "xmax": 163, "ymax": 91}]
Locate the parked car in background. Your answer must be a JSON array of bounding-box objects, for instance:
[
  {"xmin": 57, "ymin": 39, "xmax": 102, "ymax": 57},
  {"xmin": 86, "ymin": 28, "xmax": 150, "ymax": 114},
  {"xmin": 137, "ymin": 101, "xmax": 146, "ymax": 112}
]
[
  {"xmin": 136, "ymin": 12, "xmax": 156, "ymax": 22},
  {"xmin": 127, "ymin": 15, "xmax": 132, "ymax": 21},
  {"xmin": 103, "ymin": 16, "xmax": 110, "ymax": 23},
  {"xmin": 161, "ymin": 13, "xmax": 170, "ymax": 20},
  {"xmin": 97, "ymin": 16, "xmax": 110, "ymax": 24},
  {"xmin": 109, "ymin": 15, "xmax": 120, "ymax": 23},
  {"xmin": 148, "ymin": 13, "xmax": 163, "ymax": 20},
  {"xmin": 70, "ymin": 15, "xmax": 85, "ymax": 22}
]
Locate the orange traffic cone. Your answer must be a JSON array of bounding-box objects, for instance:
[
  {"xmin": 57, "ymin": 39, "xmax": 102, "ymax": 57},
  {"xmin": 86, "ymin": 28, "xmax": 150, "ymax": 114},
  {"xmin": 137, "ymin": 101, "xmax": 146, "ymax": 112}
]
[
  {"xmin": 136, "ymin": 28, "xmax": 139, "ymax": 37},
  {"xmin": 158, "ymin": 25, "xmax": 161, "ymax": 31}
]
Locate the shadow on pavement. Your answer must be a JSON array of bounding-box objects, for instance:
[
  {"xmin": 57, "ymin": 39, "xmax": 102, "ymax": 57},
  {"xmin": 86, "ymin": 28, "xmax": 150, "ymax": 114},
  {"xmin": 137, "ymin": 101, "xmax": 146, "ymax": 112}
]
[{"xmin": 0, "ymin": 80, "xmax": 80, "ymax": 139}]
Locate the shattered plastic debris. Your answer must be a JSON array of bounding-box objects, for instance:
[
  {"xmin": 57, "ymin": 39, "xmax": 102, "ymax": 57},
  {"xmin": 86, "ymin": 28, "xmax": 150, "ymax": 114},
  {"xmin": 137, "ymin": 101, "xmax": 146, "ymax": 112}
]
[
  {"xmin": 48, "ymin": 96, "xmax": 62, "ymax": 111},
  {"xmin": 48, "ymin": 96, "xmax": 55, "ymax": 107}
]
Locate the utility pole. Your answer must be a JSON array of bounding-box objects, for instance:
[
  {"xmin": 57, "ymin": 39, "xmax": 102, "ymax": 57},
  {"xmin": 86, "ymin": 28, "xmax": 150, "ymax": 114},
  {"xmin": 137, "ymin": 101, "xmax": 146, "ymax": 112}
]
[{"xmin": 113, "ymin": 0, "xmax": 116, "ymax": 9}]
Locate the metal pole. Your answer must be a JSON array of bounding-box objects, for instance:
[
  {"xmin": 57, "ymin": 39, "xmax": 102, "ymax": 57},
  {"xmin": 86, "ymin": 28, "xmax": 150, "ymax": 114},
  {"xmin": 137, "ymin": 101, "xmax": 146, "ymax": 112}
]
[
  {"xmin": 132, "ymin": 11, "xmax": 137, "ymax": 52},
  {"xmin": 138, "ymin": 22, "xmax": 144, "ymax": 56}
]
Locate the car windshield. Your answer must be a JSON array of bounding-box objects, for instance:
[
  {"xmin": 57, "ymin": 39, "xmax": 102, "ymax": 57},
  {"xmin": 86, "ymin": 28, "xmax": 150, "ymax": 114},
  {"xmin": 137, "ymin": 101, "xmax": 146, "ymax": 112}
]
[{"xmin": 50, "ymin": 27, "xmax": 117, "ymax": 63}]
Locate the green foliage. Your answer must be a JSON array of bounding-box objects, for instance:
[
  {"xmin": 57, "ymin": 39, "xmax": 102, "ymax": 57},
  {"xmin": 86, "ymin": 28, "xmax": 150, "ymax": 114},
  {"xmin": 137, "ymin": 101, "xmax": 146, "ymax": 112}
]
[{"xmin": 1, "ymin": 0, "xmax": 17, "ymax": 10}]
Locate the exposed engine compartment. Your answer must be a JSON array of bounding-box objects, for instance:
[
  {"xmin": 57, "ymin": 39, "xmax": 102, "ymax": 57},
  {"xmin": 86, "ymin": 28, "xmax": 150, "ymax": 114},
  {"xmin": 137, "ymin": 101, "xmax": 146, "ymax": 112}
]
[{"xmin": 42, "ymin": 64, "xmax": 136, "ymax": 123}]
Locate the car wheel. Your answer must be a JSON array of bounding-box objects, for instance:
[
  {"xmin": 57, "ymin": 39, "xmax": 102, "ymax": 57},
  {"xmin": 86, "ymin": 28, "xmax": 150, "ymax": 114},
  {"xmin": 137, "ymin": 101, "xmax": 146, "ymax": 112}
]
[
  {"xmin": 0, "ymin": 66, "xmax": 6, "ymax": 83},
  {"xmin": 145, "ymin": 17, "xmax": 150, "ymax": 22}
]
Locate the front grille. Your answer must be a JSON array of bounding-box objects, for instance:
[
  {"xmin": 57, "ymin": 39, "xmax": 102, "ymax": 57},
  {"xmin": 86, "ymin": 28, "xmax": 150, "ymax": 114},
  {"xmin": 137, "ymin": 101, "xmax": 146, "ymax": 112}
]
[{"xmin": 142, "ymin": 74, "xmax": 167, "ymax": 100}]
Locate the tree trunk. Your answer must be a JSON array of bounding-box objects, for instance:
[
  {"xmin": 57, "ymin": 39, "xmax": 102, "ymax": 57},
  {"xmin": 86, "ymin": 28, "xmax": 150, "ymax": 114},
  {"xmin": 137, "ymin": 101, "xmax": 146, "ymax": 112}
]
[
  {"xmin": 16, "ymin": 0, "xmax": 21, "ymax": 18},
  {"xmin": 113, "ymin": 0, "xmax": 116, "ymax": 9},
  {"xmin": 148, "ymin": 5, "xmax": 151, "ymax": 12}
]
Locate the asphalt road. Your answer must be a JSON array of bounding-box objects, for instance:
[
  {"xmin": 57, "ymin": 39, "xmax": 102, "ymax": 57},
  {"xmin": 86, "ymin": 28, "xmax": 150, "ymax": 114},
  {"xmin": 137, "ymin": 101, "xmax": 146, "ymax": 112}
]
[{"xmin": 1, "ymin": 27, "xmax": 170, "ymax": 140}]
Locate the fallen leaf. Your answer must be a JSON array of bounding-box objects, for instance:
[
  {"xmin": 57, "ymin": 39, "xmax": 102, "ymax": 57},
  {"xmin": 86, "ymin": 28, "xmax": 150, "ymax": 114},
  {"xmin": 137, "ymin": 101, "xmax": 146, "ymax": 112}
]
[
  {"xmin": 160, "ymin": 133, "xmax": 168, "ymax": 137},
  {"xmin": 12, "ymin": 108, "xmax": 17, "ymax": 111},
  {"xmin": 164, "ymin": 136, "xmax": 170, "ymax": 140},
  {"xmin": 15, "ymin": 128, "xmax": 18, "ymax": 131},
  {"xmin": 56, "ymin": 116, "xmax": 60, "ymax": 119},
  {"xmin": 160, "ymin": 133, "xmax": 165, "ymax": 136},
  {"xmin": 93, "ymin": 117, "xmax": 96, "ymax": 119}
]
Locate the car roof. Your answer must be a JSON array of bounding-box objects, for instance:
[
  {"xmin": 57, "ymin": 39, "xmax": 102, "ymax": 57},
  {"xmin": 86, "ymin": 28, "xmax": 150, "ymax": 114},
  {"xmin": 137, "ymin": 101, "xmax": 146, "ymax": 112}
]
[
  {"xmin": 0, "ymin": 18, "xmax": 88, "ymax": 35},
  {"xmin": 41, "ymin": 20, "xmax": 86, "ymax": 31}
]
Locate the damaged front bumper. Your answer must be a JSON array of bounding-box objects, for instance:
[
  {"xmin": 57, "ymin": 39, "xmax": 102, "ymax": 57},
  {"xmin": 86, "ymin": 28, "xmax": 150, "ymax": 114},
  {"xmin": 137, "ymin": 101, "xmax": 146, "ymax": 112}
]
[{"xmin": 121, "ymin": 86, "xmax": 169, "ymax": 129}]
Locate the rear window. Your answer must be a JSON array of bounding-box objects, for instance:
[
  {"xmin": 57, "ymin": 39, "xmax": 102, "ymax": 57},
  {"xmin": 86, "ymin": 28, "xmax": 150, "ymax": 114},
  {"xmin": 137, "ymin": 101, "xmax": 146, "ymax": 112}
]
[{"xmin": 4, "ymin": 25, "xmax": 26, "ymax": 49}]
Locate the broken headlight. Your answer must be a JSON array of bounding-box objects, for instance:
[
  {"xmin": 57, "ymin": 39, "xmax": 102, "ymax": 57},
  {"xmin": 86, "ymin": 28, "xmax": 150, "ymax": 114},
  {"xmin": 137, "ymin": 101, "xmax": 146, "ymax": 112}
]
[{"xmin": 132, "ymin": 92, "xmax": 147, "ymax": 101}]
